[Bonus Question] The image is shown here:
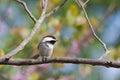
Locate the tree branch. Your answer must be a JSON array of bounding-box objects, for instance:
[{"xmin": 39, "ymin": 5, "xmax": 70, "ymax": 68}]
[
  {"xmin": 0, "ymin": 16, "xmax": 45, "ymax": 60},
  {"xmin": 0, "ymin": 1, "xmax": 119, "ymax": 69},
  {"xmin": 45, "ymin": 0, "xmax": 68, "ymax": 18},
  {"xmin": 0, "ymin": 0, "xmax": 68, "ymax": 61},
  {"xmin": 75, "ymin": 0, "xmax": 110, "ymax": 59},
  {"xmin": 96, "ymin": 1, "xmax": 116, "ymax": 28},
  {"xmin": 0, "ymin": 0, "xmax": 48, "ymax": 60},
  {"xmin": 0, "ymin": 57, "xmax": 120, "ymax": 68},
  {"xmin": 16, "ymin": 0, "xmax": 37, "ymax": 23},
  {"xmin": 41, "ymin": 0, "xmax": 48, "ymax": 16}
]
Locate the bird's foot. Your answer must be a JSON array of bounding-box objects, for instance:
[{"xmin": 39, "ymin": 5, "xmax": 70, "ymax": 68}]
[{"xmin": 37, "ymin": 56, "xmax": 48, "ymax": 62}]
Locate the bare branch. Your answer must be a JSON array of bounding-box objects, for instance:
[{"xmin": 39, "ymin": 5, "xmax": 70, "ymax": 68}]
[
  {"xmin": 0, "ymin": 0, "xmax": 68, "ymax": 60},
  {"xmin": 0, "ymin": 0, "xmax": 48, "ymax": 60},
  {"xmin": 41, "ymin": 0, "xmax": 48, "ymax": 16},
  {"xmin": 99, "ymin": 50, "xmax": 111, "ymax": 60},
  {"xmin": 45, "ymin": 0, "xmax": 68, "ymax": 18},
  {"xmin": 16, "ymin": 0, "xmax": 37, "ymax": 23},
  {"xmin": 0, "ymin": 16, "xmax": 45, "ymax": 60},
  {"xmin": 0, "ymin": 57, "xmax": 120, "ymax": 68},
  {"xmin": 75, "ymin": 0, "xmax": 110, "ymax": 59},
  {"xmin": 84, "ymin": 0, "xmax": 89, "ymax": 6},
  {"xmin": 41, "ymin": 0, "xmax": 45, "ymax": 9},
  {"xmin": 96, "ymin": 1, "xmax": 116, "ymax": 29}
]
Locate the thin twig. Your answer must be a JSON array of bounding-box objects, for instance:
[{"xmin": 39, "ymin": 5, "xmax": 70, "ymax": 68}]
[
  {"xmin": 84, "ymin": 0, "xmax": 89, "ymax": 6},
  {"xmin": 0, "ymin": 57, "xmax": 120, "ymax": 68},
  {"xmin": 41, "ymin": 0, "xmax": 48, "ymax": 16},
  {"xmin": 75, "ymin": 0, "xmax": 110, "ymax": 59},
  {"xmin": 41, "ymin": 0, "xmax": 45, "ymax": 9},
  {"xmin": 97, "ymin": 1, "xmax": 116, "ymax": 60},
  {"xmin": 16, "ymin": 0, "xmax": 37, "ymax": 23},
  {"xmin": 45, "ymin": 0, "xmax": 68, "ymax": 18},
  {"xmin": 96, "ymin": 1, "xmax": 116, "ymax": 28},
  {"xmin": 99, "ymin": 50, "xmax": 111, "ymax": 60}
]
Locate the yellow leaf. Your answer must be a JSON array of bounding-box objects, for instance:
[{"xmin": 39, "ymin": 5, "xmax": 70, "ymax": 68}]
[
  {"xmin": 0, "ymin": 49, "xmax": 4, "ymax": 56},
  {"xmin": 0, "ymin": 49, "xmax": 4, "ymax": 68},
  {"xmin": 70, "ymin": 5, "xmax": 78, "ymax": 16},
  {"xmin": 66, "ymin": 10, "xmax": 75, "ymax": 25},
  {"xmin": 109, "ymin": 48, "xmax": 118, "ymax": 60},
  {"xmin": 0, "ymin": 65, "xmax": 3, "ymax": 69}
]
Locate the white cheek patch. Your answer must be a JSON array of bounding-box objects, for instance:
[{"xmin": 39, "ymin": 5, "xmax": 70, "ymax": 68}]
[
  {"xmin": 42, "ymin": 37, "xmax": 56, "ymax": 42},
  {"xmin": 46, "ymin": 43, "xmax": 54, "ymax": 49}
]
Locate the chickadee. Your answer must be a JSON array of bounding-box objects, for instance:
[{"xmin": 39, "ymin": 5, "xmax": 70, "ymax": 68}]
[{"xmin": 33, "ymin": 35, "xmax": 57, "ymax": 59}]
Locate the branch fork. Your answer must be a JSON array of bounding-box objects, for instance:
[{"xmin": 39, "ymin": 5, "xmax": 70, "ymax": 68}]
[
  {"xmin": 0, "ymin": 0, "xmax": 114, "ymax": 68},
  {"xmin": 75, "ymin": 0, "xmax": 110, "ymax": 59},
  {"xmin": 0, "ymin": 0, "xmax": 67, "ymax": 61}
]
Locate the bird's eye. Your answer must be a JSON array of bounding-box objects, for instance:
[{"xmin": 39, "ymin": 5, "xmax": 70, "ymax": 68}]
[{"xmin": 48, "ymin": 41, "xmax": 56, "ymax": 44}]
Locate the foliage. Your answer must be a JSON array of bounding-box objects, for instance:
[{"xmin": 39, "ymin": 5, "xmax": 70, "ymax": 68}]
[{"xmin": 0, "ymin": 0, "xmax": 120, "ymax": 80}]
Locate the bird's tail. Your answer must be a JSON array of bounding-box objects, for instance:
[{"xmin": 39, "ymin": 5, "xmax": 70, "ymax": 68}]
[{"xmin": 32, "ymin": 54, "xmax": 40, "ymax": 59}]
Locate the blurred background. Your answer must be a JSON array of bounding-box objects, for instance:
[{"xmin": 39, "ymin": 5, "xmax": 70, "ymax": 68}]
[{"xmin": 0, "ymin": 0, "xmax": 120, "ymax": 80}]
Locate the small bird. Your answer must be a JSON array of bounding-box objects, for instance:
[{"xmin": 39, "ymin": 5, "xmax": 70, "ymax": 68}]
[
  {"xmin": 21, "ymin": 35, "xmax": 57, "ymax": 74},
  {"xmin": 33, "ymin": 35, "xmax": 57, "ymax": 59}
]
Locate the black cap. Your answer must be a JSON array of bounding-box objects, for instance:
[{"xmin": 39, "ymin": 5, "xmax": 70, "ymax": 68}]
[{"xmin": 43, "ymin": 35, "xmax": 56, "ymax": 39}]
